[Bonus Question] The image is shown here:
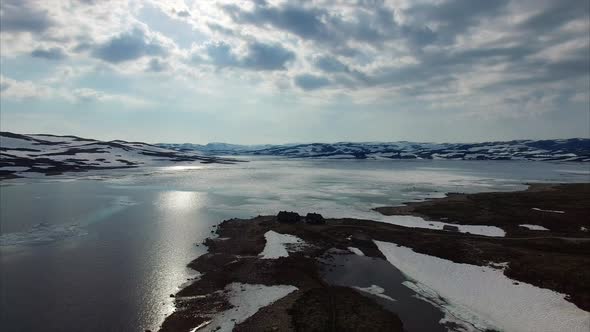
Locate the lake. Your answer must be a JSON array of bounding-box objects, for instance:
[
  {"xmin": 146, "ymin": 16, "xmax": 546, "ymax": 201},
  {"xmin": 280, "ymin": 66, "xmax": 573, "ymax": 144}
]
[{"xmin": 1, "ymin": 159, "xmax": 588, "ymax": 331}]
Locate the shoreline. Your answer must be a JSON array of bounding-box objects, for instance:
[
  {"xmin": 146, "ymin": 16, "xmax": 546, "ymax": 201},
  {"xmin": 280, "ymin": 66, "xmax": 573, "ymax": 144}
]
[
  {"xmin": 374, "ymin": 183, "xmax": 590, "ymax": 237},
  {"xmin": 159, "ymin": 183, "xmax": 590, "ymax": 331}
]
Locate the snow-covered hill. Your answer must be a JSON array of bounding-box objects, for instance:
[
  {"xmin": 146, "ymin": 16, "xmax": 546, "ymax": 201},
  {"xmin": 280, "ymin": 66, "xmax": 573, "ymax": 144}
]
[
  {"xmin": 159, "ymin": 139, "xmax": 590, "ymax": 162},
  {"xmin": 0, "ymin": 132, "xmax": 234, "ymax": 179},
  {"xmin": 157, "ymin": 142, "xmax": 275, "ymax": 154}
]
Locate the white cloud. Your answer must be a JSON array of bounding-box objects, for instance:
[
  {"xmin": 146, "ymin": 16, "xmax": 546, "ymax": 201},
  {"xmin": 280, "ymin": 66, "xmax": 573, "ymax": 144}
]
[
  {"xmin": 1, "ymin": 74, "xmax": 152, "ymax": 108},
  {"xmin": 1, "ymin": 75, "xmax": 52, "ymax": 99}
]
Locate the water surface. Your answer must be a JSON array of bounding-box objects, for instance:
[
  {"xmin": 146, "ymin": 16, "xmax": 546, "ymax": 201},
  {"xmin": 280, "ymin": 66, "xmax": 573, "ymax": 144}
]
[{"xmin": 320, "ymin": 249, "xmax": 447, "ymax": 332}]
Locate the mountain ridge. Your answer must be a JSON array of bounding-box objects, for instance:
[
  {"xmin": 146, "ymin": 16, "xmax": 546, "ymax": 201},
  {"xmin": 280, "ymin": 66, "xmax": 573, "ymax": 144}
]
[
  {"xmin": 2, "ymin": 132, "xmax": 588, "ymax": 180},
  {"xmin": 158, "ymin": 138, "xmax": 590, "ymax": 162}
]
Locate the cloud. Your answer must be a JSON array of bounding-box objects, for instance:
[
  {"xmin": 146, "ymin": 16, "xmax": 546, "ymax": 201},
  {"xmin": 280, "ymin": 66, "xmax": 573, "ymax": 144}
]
[
  {"xmin": 0, "ymin": 75, "xmax": 151, "ymax": 108},
  {"xmin": 176, "ymin": 10, "xmax": 190, "ymax": 18},
  {"xmin": 68, "ymin": 87, "xmax": 153, "ymax": 107},
  {"xmin": 71, "ymin": 88, "xmax": 105, "ymax": 103},
  {"xmin": 206, "ymin": 22, "xmax": 237, "ymax": 36},
  {"xmin": 314, "ymin": 56, "xmax": 349, "ymax": 73},
  {"xmin": 204, "ymin": 40, "xmax": 295, "ymax": 71},
  {"xmin": 224, "ymin": 0, "xmax": 584, "ymax": 103},
  {"xmin": 0, "ymin": 0, "xmax": 55, "ymax": 33},
  {"xmin": 520, "ymin": 0, "xmax": 590, "ymax": 33},
  {"xmin": 31, "ymin": 47, "xmax": 67, "ymax": 60},
  {"xmin": 146, "ymin": 58, "xmax": 169, "ymax": 72},
  {"xmin": 294, "ymin": 74, "xmax": 331, "ymax": 91},
  {"xmin": 206, "ymin": 41, "xmax": 240, "ymax": 67},
  {"xmin": 92, "ymin": 28, "xmax": 167, "ymax": 63},
  {"xmin": 242, "ymin": 41, "xmax": 295, "ymax": 71},
  {"xmin": 223, "ymin": 3, "xmax": 327, "ymax": 41},
  {"xmin": 221, "ymin": 1, "xmax": 397, "ymax": 49},
  {"xmin": 406, "ymin": 0, "xmax": 510, "ymax": 43},
  {"xmin": 0, "ymin": 75, "xmax": 52, "ymax": 100}
]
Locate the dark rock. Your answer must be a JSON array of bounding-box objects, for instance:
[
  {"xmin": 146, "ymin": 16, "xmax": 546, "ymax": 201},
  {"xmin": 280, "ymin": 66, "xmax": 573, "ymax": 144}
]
[
  {"xmin": 277, "ymin": 211, "xmax": 300, "ymax": 223},
  {"xmin": 305, "ymin": 213, "xmax": 325, "ymax": 224},
  {"xmin": 290, "ymin": 286, "xmax": 404, "ymax": 331},
  {"xmin": 442, "ymin": 225, "xmax": 459, "ymax": 232}
]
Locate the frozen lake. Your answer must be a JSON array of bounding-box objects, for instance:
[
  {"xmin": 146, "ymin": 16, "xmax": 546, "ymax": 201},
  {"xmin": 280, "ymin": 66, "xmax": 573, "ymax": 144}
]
[{"xmin": 1, "ymin": 159, "xmax": 588, "ymax": 331}]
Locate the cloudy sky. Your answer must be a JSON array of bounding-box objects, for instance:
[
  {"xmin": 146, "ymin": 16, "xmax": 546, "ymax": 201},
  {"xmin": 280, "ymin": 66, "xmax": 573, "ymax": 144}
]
[{"xmin": 1, "ymin": 0, "xmax": 588, "ymax": 144}]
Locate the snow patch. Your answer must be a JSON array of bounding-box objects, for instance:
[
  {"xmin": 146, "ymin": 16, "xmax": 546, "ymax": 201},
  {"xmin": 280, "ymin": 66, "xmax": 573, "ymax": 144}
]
[
  {"xmin": 375, "ymin": 240, "xmax": 590, "ymax": 332},
  {"xmin": 532, "ymin": 208, "xmax": 565, "ymax": 214},
  {"xmin": 199, "ymin": 283, "xmax": 297, "ymax": 332},
  {"xmin": 403, "ymin": 280, "xmax": 489, "ymax": 332},
  {"xmin": 379, "ymin": 215, "xmax": 506, "ymax": 237},
  {"xmin": 354, "ymin": 285, "xmax": 396, "ymax": 302},
  {"xmin": 259, "ymin": 231, "xmax": 307, "ymax": 259},
  {"xmin": 519, "ymin": 224, "xmax": 550, "ymax": 231},
  {"xmin": 347, "ymin": 246, "xmax": 365, "ymax": 256},
  {"xmin": 487, "ymin": 262, "xmax": 509, "ymax": 271}
]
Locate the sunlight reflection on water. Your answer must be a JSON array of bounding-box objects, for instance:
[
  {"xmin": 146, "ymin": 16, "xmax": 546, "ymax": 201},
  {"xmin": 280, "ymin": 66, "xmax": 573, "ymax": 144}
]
[
  {"xmin": 156, "ymin": 191, "xmax": 203, "ymax": 212},
  {"xmin": 143, "ymin": 190, "xmax": 208, "ymax": 328}
]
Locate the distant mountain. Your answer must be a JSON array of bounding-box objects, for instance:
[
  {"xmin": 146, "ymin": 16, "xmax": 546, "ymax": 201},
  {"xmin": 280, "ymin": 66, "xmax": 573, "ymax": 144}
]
[
  {"xmin": 156, "ymin": 142, "xmax": 276, "ymax": 154},
  {"xmin": 0, "ymin": 132, "xmax": 235, "ymax": 179},
  {"xmin": 158, "ymin": 139, "xmax": 590, "ymax": 162},
  {"xmin": 3, "ymin": 133, "xmax": 587, "ymax": 180}
]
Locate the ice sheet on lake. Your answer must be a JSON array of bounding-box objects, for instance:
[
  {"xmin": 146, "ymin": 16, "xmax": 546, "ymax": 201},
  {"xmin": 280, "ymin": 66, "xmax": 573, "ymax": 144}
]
[
  {"xmin": 375, "ymin": 240, "xmax": 590, "ymax": 332},
  {"xmin": 198, "ymin": 283, "xmax": 297, "ymax": 332},
  {"xmin": 354, "ymin": 285, "xmax": 396, "ymax": 302},
  {"xmin": 0, "ymin": 223, "xmax": 87, "ymax": 246},
  {"xmin": 519, "ymin": 224, "xmax": 550, "ymax": 231},
  {"xmin": 259, "ymin": 231, "xmax": 307, "ymax": 259},
  {"xmin": 0, "ymin": 196, "xmax": 136, "ymax": 246}
]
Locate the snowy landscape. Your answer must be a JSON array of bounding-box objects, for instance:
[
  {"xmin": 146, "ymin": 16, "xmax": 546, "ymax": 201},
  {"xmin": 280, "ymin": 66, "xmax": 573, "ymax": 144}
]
[
  {"xmin": 1, "ymin": 0, "xmax": 589, "ymax": 331},
  {"xmin": 2, "ymin": 131, "xmax": 589, "ymax": 180},
  {"xmin": 2, "ymin": 133, "xmax": 589, "ymax": 332}
]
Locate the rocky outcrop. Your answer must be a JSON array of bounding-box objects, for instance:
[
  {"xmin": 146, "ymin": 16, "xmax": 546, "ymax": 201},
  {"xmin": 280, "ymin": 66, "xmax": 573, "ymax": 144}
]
[
  {"xmin": 277, "ymin": 211, "xmax": 301, "ymax": 223},
  {"xmin": 305, "ymin": 213, "xmax": 325, "ymax": 224}
]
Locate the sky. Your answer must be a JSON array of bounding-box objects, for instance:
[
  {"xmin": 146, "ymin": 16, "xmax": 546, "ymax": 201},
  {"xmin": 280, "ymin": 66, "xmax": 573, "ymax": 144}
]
[{"xmin": 0, "ymin": 0, "xmax": 589, "ymax": 144}]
